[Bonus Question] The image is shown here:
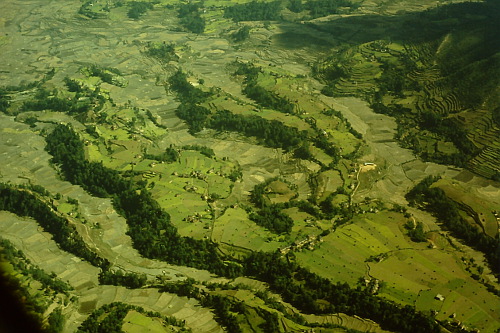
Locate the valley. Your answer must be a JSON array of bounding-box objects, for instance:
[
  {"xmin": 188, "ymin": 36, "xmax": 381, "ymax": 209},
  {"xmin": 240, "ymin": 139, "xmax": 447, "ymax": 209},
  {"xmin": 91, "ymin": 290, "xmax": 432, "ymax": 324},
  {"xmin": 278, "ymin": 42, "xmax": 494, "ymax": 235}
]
[{"xmin": 0, "ymin": 0, "xmax": 499, "ymax": 332}]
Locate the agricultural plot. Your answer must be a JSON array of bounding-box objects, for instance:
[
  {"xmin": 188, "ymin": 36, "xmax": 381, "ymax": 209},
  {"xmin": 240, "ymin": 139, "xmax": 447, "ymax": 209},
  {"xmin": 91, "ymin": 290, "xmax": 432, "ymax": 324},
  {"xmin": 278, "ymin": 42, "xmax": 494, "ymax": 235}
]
[
  {"xmin": 434, "ymin": 177, "xmax": 499, "ymax": 238},
  {"xmin": 2, "ymin": 0, "xmax": 499, "ymax": 332},
  {"xmin": 212, "ymin": 207, "xmax": 284, "ymax": 254},
  {"xmin": 315, "ymin": 169, "xmax": 344, "ymax": 201},
  {"xmin": 73, "ymin": 286, "xmax": 223, "ymax": 333},
  {"xmin": 297, "ymin": 210, "xmax": 500, "ymax": 331},
  {"xmin": 0, "ymin": 211, "xmax": 99, "ymax": 291}
]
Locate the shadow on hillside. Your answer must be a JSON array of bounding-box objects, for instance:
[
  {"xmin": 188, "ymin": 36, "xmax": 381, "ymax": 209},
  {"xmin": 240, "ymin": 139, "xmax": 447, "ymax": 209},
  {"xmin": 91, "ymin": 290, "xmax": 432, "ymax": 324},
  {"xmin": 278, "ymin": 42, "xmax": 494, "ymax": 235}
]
[{"xmin": 274, "ymin": 0, "xmax": 500, "ymax": 51}]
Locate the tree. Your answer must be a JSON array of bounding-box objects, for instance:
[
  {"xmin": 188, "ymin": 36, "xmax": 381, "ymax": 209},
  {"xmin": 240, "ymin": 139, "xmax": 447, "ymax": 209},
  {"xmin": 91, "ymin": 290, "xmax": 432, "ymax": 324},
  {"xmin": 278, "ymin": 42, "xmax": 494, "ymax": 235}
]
[{"xmin": 231, "ymin": 26, "xmax": 251, "ymax": 42}]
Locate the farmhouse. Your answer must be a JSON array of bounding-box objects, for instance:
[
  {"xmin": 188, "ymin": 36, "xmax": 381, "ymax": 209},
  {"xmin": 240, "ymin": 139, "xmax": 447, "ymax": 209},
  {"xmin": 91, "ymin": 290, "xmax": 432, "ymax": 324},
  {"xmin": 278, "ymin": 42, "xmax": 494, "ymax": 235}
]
[{"xmin": 435, "ymin": 294, "xmax": 445, "ymax": 301}]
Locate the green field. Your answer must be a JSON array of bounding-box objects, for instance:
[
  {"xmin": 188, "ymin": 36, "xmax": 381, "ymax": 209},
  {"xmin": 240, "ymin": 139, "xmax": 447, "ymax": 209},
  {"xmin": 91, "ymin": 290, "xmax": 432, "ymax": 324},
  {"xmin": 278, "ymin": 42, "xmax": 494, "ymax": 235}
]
[{"xmin": 1, "ymin": 0, "xmax": 499, "ymax": 332}]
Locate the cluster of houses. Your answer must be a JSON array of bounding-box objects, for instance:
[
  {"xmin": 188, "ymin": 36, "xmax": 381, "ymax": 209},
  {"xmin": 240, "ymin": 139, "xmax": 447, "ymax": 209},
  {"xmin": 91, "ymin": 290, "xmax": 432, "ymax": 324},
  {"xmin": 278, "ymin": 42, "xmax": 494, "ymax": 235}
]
[
  {"xmin": 172, "ymin": 168, "xmax": 226, "ymax": 181},
  {"xmin": 173, "ymin": 170, "xmax": 208, "ymax": 181},
  {"xmin": 279, "ymin": 234, "xmax": 323, "ymax": 254}
]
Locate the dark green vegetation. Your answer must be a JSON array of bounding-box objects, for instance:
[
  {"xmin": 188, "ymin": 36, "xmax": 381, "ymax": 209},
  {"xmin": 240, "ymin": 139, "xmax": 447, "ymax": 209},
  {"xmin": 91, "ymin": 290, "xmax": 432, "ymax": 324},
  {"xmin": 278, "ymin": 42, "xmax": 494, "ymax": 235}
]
[
  {"xmin": 305, "ymin": 0, "xmax": 357, "ymax": 18},
  {"xmin": 0, "ymin": 238, "xmax": 73, "ymax": 295},
  {"xmin": 127, "ymin": 1, "xmax": 153, "ymax": 19},
  {"xmin": 98, "ymin": 269, "xmax": 147, "ymax": 289},
  {"xmin": 45, "ymin": 124, "xmax": 241, "ymax": 277},
  {"xmin": 404, "ymin": 221, "xmax": 427, "ymax": 243},
  {"xmin": 181, "ymin": 144, "xmax": 215, "ymax": 158},
  {"xmin": 224, "ymin": 1, "xmax": 282, "ymax": 22},
  {"xmin": 144, "ymin": 41, "xmax": 178, "ymax": 63},
  {"xmin": 231, "ymin": 26, "xmax": 251, "ymax": 42},
  {"xmin": 406, "ymin": 177, "xmax": 500, "ymax": 275},
  {"xmin": 144, "ymin": 146, "xmax": 180, "ymax": 163},
  {"xmin": 78, "ymin": 302, "xmax": 190, "ymax": 333},
  {"xmin": 249, "ymin": 204, "xmax": 294, "ymax": 234},
  {"xmin": 313, "ymin": 1, "xmax": 500, "ymax": 177},
  {"xmin": 42, "ymin": 124, "xmax": 443, "ymax": 333},
  {"xmin": 170, "ymin": 70, "xmax": 307, "ymax": 150},
  {"xmin": 0, "ymin": 183, "xmax": 109, "ymax": 268},
  {"xmin": 161, "ymin": 280, "xmax": 244, "ymax": 332},
  {"xmin": 235, "ymin": 61, "xmax": 295, "ymax": 114},
  {"xmin": 209, "ymin": 110, "xmax": 306, "ymax": 150},
  {"xmin": 244, "ymin": 252, "xmax": 440, "ymax": 333},
  {"xmin": 0, "ymin": 238, "xmax": 68, "ymax": 333},
  {"xmin": 177, "ymin": 2, "xmax": 205, "ymax": 34},
  {"xmin": 20, "ymin": 87, "xmax": 95, "ymax": 115},
  {"xmin": 2, "ymin": 0, "xmax": 499, "ymax": 331}
]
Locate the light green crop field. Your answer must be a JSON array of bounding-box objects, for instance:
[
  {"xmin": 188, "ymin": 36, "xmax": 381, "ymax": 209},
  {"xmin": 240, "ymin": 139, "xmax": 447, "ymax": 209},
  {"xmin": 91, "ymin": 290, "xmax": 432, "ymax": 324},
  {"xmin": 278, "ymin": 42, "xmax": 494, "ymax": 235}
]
[
  {"xmin": 212, "ymin": 207, "xmax": 284, "ymax": 253},
  {"xmin": 122, "ymin": 311, "xmax": 174, "ymax": 333},
  {"xmin": 2, "ymin": 0, "xmax": 499, "ymax": 332},
  {"xmin": 296, "ymin": 210, "xmax": 500, "ymax": 329}
]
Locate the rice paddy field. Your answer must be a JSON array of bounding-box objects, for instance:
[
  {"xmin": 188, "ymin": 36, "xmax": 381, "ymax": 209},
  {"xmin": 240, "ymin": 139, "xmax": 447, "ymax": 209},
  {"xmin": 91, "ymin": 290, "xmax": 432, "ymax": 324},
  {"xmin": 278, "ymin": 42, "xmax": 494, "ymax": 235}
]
[{"xmin": 1, "ymin": 0, "xmax": 499, "ymax": 332}]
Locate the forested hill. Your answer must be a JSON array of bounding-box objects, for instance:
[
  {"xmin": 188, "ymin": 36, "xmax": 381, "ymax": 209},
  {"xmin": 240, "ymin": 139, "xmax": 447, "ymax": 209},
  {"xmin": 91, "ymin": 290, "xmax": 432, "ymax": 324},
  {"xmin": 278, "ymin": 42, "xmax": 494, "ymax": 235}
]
[{"xmin": 310, "ymin": 0, "xmax": 500, "ymax": 179}]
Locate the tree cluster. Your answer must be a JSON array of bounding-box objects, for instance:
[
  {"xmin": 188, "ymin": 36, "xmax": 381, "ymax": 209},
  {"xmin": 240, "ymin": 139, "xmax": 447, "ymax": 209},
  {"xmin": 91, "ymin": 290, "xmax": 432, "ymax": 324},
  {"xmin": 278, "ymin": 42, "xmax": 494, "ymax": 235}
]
[
  {"xmin": 287, "ymin": 0, "xmax": 304, "ymax": 13},
  {"xmin": 181, "ymin": 144, "xmax": 215, "ymax": 158},
  {"xmin": 127, "ymin": 1, "xmax": 153, "ymax": 19},
  {"xmin": 249, "ymin": 204, "xmax": 294, "ymax": 234},
  {"xmin": 177, "ymin": 2, "xmax": 205, "ymax": 34},
  {"xmin": 42, "ymin": 126, "xmax": 444, "ymax": 333},
  {"xmin": 168, "ymin": 70, "xmax": 210, "ymax": 104},
  {"xmin": 21, "ymin": 88, "xmax": 96, "ymax": 115},
  {"xmin": 46, "ymin": 125, "xmax": 130, "ymax": 197},
  {"xmin": 404, "ymin": 221, "xmax": 427, "ymax": 242},
  {"xmin": 144, "ymin": 42, "xmax": 178, "ymax": 63},
  {"xmin": 85, "ymin": 64, "xmax": 126, "ymax": 87},
  {"xmin": 235, "ymin": 62, "xmax": 295, "ymax": 114},
  {"xmin": 224, "ymin": 1, "xmax": 282, "ymax": 22},
  {"xmin": 144, "ymin": 147, "xmax": 179, "ymax": 163},
  {"xmin": 230, "ymin": 26, "xmax": 251, "ymax": 42},
  {"xmin": 305, "ymin": 0, "xmax": 357, "ymax": 18},
  {"xmin": 98, "ymin": 269, "xmax": 147, "ymax": 289},
  {"xmin": 0, "ymin": 69, "xmax": 54, "ymax": 113}
]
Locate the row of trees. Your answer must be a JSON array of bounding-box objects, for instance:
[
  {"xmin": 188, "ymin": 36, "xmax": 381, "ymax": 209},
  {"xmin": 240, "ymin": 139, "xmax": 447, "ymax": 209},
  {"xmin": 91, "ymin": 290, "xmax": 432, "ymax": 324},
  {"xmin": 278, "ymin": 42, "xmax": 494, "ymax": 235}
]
[
  {"xmin": 169, "ymin": 69, "xmax": 307, "ymax": 151},
  {"xmin": 406, "ymin": 176, "xmax": 500, "ymax": 274},
  {"xmin": 209, "ymin": 110, "xmax": 305, "ymax": 150},
  {"xmin": 0, "ymin": 183, "xmax": 109, "ymax": 269},
  {"xmin": 0, "ymin": 238, "xmax": 73, "ymax": 295},
  {"xmin": 235, "ymin": 61, "xmax": 295, "ymax": 114},
  {"xmin": 21, "ymin": 88, "xmax": 96, "ymax": 116},
  {"xmin": 0, "ymin": 68, "xmax": 55, "ymax": 113},
  {"xmin": 160, "ymin": 279, "xmax": 243, "ymax": 333},
  {"xmin": 77, "ymin": 302, "xmax": 189, "ymax": 333},
  {"xmin": 98, "ymin": 269, "xmax": 147, "ymax": 289},
  {"xmin": 243, "ymin": 251, "xmax": 441, "ymax": 333},
  {"xmin": 45, "ymin": 124, "xmax": 241, "ymax": 278},
  {"xmin": 42, "ymin": 125, "xmax": 444, "ymax": 333}
]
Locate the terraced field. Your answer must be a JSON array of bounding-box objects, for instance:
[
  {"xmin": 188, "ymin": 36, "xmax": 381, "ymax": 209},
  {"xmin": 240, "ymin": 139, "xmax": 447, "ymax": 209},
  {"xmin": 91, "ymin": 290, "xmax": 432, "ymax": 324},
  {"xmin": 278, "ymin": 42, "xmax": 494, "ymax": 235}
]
[{"xmin": 1, "ymin": 0, "xmax": 499, "ymax": 332}]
